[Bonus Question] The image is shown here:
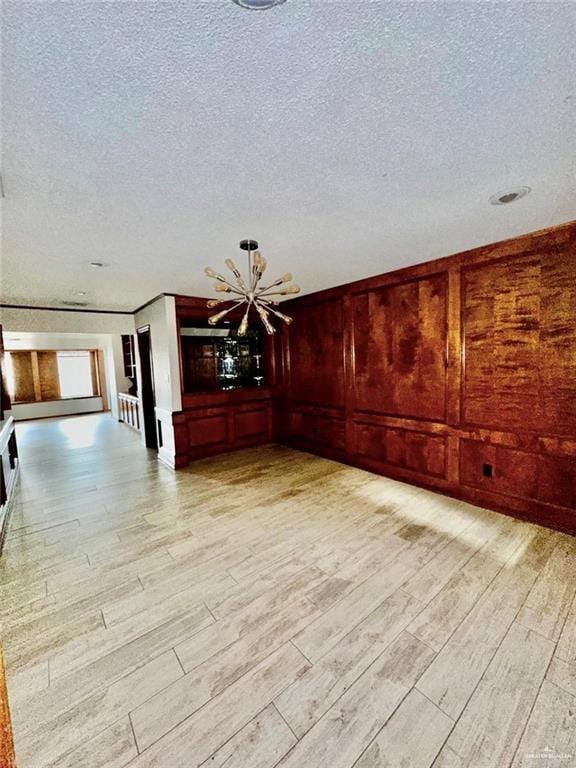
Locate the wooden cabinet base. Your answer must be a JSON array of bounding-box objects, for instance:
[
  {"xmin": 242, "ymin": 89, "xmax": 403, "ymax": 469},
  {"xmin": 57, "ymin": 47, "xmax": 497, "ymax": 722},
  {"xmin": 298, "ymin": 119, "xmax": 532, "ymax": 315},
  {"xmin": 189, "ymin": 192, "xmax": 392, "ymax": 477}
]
[{"xmin": 173, "ymin": 389, "xmax": 274, "ymax": 466}]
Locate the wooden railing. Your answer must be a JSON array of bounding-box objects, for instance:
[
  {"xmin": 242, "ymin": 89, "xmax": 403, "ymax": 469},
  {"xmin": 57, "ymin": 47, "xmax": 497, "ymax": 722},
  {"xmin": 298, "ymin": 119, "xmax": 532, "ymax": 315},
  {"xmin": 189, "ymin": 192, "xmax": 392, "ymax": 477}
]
[
  {"xmin": 118, "ymin": 393, "xmax": 140, "ymax": 432},
  {"xmin": 0, "ymin": 417, "xmax": 18, "ymax": 556}
]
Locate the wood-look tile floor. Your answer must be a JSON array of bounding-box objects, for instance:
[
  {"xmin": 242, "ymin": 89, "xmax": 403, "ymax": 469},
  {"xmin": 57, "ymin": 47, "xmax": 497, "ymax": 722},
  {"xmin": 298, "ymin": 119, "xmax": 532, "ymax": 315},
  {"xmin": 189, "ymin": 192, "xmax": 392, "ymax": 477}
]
[{"xmin": 1, "ymin": 414, "xmax": 576, "ymax": 768}]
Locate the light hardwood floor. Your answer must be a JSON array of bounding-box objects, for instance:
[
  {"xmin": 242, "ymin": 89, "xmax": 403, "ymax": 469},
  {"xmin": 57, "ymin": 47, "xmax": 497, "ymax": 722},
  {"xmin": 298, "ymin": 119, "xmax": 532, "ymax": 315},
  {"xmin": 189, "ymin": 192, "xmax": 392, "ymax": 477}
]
[{"xmin": 1, "ymin": 413, "xmax": 575, "ymax": 768}]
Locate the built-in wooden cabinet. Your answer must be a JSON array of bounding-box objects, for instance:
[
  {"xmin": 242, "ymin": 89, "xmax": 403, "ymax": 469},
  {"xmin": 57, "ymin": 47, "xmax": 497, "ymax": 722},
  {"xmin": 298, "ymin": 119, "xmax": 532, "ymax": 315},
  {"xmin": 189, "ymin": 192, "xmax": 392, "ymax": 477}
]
[
  {"xmin": 172, "ymin": 296, "xmax": 277, "ymax": 465},
  {"xmin": 180, "ymin": 327, "xmax": 265, "ymax": 393}
]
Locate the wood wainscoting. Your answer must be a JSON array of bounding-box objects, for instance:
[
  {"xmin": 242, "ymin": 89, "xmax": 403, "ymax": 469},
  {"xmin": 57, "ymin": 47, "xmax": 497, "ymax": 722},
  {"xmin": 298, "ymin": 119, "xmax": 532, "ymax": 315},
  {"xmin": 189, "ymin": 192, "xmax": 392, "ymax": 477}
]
[
  {"xmin": 173, "ymin": 388, "xmax": 274, "ymax": 464},
  {"xmin": 278, "ymin": 220, "xmax": 576, "ymax": 535}
]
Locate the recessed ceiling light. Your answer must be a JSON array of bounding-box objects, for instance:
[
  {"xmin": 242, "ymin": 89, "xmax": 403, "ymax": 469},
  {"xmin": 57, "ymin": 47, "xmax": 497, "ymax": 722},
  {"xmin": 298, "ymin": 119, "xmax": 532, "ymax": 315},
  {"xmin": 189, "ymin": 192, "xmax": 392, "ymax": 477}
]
[
  {"xmin": 489, "ymin": 186, "xmax": 531, "ymax": 206},
  {"xmin": 232, "ymin": 0, "xmax": 287, "ymax": 9},
  {"xmin": 77, "ymin": 291, "xmax": 87, "ymax": 296},
  {"xmin": 89, "ymin": 261, "xmax": 107, "ymax": 268}
]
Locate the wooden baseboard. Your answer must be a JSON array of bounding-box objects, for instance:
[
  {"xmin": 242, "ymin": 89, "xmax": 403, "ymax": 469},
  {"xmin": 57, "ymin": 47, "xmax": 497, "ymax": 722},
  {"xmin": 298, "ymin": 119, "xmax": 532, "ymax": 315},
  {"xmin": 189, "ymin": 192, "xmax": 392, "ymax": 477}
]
[{"xmin": 0, "ymin": 646, "xmax": 16, "ymax": 768}]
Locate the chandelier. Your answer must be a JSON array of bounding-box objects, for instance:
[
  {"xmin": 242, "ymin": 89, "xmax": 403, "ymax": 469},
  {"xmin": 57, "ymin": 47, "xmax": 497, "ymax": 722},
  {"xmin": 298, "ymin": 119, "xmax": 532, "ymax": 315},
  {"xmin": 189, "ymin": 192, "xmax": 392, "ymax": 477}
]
[{"xmin": 205, "ymin": 240, "xmax": 300, "ymax": 336}]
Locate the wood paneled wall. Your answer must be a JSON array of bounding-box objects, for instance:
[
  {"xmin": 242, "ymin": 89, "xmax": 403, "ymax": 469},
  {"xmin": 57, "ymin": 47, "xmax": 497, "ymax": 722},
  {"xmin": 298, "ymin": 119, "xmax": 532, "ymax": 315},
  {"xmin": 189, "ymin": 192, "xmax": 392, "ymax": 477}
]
[{"xmin": 278, "ymin": 220, "xmax": 576, "ymax": 534}]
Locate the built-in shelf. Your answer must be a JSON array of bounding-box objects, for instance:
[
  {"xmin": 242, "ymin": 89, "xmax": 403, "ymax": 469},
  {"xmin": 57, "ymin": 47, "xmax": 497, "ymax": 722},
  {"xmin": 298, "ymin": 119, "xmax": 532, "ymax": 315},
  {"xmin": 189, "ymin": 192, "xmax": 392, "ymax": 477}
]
[
  {"xmin": 121, "ymin": 335, "xmax": 136, "ymax": 380},
  {"xmin": 180, "ymin": 325, "xmax": 265, "ymax": 394}
]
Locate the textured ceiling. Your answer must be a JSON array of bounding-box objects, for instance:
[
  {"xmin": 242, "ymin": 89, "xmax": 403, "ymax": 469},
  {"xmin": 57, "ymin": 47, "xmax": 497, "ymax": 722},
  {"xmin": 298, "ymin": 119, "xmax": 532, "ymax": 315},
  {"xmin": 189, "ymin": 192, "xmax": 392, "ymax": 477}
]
[{"xmin": 1, "ymin": 1, "xmax": 575, "ymax": 311}]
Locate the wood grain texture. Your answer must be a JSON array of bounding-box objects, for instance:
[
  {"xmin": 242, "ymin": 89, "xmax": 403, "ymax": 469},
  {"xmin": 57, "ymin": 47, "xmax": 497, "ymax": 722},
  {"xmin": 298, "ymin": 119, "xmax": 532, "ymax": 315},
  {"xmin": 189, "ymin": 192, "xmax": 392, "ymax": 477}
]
[
  {"xmin": 173, "ymin": 391, "xmax": 274, "ymax": 462},
  {"xmin": 354, "ymin": 688, "xmax": 453, "ymax": 768},
  {"xmin": 511, "ymin": 680, "xmax": 576, "ymax": 768},
  {"xmin": 432, "ymin": 622, "xmax": 554, "ymax": 767},
  {"xmin": 352, "ymin": 273, "xmax": 447, "ymax": 420},
  {"xmin": 280, "ymin": 220, "xmax": 576, "ymax": 534},
  {"xmin": 3, "ymin": 415, "xmax": 576, "ymax": 768},
  {"xmin": 283, "ymin": 297, "xmax": 345, "ymax": 408}
]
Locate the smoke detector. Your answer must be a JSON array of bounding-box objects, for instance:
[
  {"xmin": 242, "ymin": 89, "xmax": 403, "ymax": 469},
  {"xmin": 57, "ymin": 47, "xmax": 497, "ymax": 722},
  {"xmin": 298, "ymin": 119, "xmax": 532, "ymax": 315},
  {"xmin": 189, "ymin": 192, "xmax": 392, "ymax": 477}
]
[
  {"xmin": 490, "ymin": 187, "xmax": 531, "ymax": 205},
  {"xmin": 232, "ymin": 0, "xmax": 287, "ymax": 9}
]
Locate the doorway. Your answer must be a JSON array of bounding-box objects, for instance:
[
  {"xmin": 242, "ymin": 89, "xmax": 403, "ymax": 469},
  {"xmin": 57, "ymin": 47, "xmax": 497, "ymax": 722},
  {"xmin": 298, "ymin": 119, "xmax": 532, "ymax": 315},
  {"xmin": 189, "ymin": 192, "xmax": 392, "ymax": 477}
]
[{"xmin": 137, "ymin": 326, "xmax": 158, "ymax": 450}]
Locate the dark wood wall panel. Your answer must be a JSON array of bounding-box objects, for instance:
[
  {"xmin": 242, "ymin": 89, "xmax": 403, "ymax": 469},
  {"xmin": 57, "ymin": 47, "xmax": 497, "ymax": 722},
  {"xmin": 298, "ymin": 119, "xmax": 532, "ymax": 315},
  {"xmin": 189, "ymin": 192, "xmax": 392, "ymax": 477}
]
[
  {"xmin": 537, "ymin": 454, "xmax": 576, "ymax": 509},
  {"xmin": 287, "ymin": 405, "xmax": 346, "ymax": 460},
  {"xmin": 235, "ymin": 408, "xmax": 270, "ymax": 441},
  {"xmin": 187, "ymin": 414, "xmax": 228, "ymax": 448},
  {"xmin": 352, "ymin": 273, "xmax": 448, "ymax": 421},
  {"xmin": 174, "ymin": 394, "xmax": 274, "ymax": 462},
  {"xmin": 462, "ymin": 249, "xmax": 576, "ymax": 435},
  {"xmin": 539, "ymin": 252, "xmax": 576, "ymax": 436},
  {"xmin": 460, "ymin": 439, "xmax": 539, "ymax": 499},
  {"xmin": 285, "ymin": 298, "xmax": 345, "ymax": 408},
  {"xmin": 279, "ymin": 220, "xmax": 576, "ymax": 535},
  {"xmin": 462, "ymin": 256, "xmax": 541, "ymax": 431},
  {"xmin": 354, "ymin": 422, "xmax": 447, "ymax": 479}
]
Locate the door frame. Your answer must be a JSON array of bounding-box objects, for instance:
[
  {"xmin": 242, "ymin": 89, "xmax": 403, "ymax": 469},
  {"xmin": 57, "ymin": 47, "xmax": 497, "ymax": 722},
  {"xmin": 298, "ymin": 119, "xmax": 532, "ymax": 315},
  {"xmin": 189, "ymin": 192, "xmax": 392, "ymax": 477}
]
[{"xmin": 136, "ymin": 325, "xmax": 158, "ymax": 450}]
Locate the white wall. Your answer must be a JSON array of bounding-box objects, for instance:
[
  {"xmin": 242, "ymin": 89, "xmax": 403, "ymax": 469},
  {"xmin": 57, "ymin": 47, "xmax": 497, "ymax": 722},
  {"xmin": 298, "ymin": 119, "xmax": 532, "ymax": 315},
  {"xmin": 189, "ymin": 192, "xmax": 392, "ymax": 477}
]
[
  {"xmin": 134, "ymin": 296, "xmax": 181, "ymax": 413},
  {"xmin": 134, "ymin": 296, "xmax": 181, "ymax": 467},
  {"xmin": 0, "ymin": 307, "xmax": 136, "ymax": 419},
  {"xmin": 2, "ymin": 329, "xmax": 133, "ymax": 421},
  {"xmin": 0, "ymin": 303, "xmax": 184, "ymax": 468},
  {"xmin": 12, "ymin": 397, "xmax": 103, "ymax": 420},
  {"xmin": 0, "ymin": 307, "xmax": 134, "ymax": 335}
]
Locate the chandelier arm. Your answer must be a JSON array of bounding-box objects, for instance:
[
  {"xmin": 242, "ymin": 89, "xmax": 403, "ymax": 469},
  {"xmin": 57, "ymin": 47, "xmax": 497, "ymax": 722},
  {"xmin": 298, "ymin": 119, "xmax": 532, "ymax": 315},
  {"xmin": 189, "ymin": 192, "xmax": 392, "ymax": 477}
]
[
  {"xmin": 253, "ymin": 302, "xmax": 276, "ymax": 335},
  {"xmin": 237, "ymin": 301, "xmax": 252, "ymax": 336},
  {"xmin": 255, "ymin": 289, "xmax": 288, "ymax": 298},
  {"xmin": 255, "ymin": 299, "xmax": 292, "ymax": 324},
  {"xmin": 216, "ymin": 285, "xmax": 248, "ymax": 297},
  {"xmin": 208, "ymin": 299, "xmax": 247, "ymax": 325},
  {"xmin": 212, "ymin": 273, "xmax": 248, "ymax": 293},
  {"xmin": 255, "ymin": 282, "xmax": 279, "ymax": 294},
  {"xmin": 207, "ymin": 297, "xmax": 243, "ymax": 308}
]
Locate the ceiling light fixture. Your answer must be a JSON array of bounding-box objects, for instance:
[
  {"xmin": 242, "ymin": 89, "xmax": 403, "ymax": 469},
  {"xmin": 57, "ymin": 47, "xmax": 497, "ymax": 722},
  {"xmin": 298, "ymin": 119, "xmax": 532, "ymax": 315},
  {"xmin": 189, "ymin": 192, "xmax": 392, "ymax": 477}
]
[
  {"xmin": 89, "ymin": 261, "xmax": 106, "ymax": 268},
  {"xmin": 232, "ymin": 0, "xmax": 287, "ymax": 9},
  {"xmin": 204, "ymin": 240, "xmax": 300, "ymax": 336},
  {"xmin": 489, "ymin": 186, "xmax": 531, "ymax": 205}
]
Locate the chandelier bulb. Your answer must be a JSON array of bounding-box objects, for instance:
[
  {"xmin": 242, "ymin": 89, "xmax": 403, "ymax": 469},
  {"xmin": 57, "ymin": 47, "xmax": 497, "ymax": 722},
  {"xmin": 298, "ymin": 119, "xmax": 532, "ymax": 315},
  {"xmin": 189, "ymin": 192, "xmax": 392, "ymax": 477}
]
[
  {"xmin": 208, "ymin": 306, "xmax": 237, "ymax": 324},
  {"xmin": 238, "ymin": 305, "xmax": 250, "ymax": 336},
  {"xmin": 224, "ymin": 258, "xmax": 241, "ymax": 278}
]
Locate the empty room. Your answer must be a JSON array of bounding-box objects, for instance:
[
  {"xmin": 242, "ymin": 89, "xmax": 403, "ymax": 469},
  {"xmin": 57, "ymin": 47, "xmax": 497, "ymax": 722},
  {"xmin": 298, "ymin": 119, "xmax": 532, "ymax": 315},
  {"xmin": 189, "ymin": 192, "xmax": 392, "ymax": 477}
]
[{"xmin": 0, "ymin": 1, "xmax": 575, "ymax": 767}]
